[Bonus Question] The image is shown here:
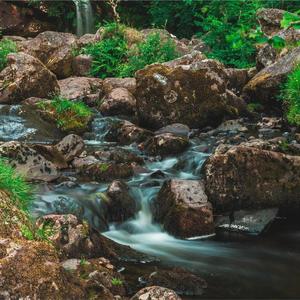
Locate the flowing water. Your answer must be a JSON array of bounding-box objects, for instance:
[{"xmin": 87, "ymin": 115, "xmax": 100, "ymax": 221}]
[
  {"xmin": 73, "ymin": 0, "xmax": 94, "ymax": 36},
  {"xmin": 2, "ymin": 110, "xmax": 300, "ymax": 298}
]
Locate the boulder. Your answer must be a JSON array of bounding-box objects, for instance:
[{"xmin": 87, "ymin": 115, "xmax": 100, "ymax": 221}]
[
  {"xmin": 155, "ymin": 123, "xmax": 190, "ymax": 137},
  {"xmin": 103, "ymin": 77, "xmax": 137, "ymax": 94},
  {"xmin": 0, "ymin": 52, "xmax": 60, "ymax": 104},
  {"xmin": 135, "ymin": 63, "xmax": 246, "ymax": 130},
  {"xmin": 163, "ymin": 50, "xmax": 206, "ymax": 68},
  {"xmin": 256, "ymin": 8, "xmax": 285, "ymax": 36},
  {"xmin": 19, "ymin": 31, "xmax": 78, "ymax": 78},
  {"xmin": 104, "ymin": 180, "xmax": 137, "ymax": 223},
  {"xmin": 147, "ymin": 268, "xmax": 207, "ymax": 296},
  {"xmin": 0, "ymin": 2, "xmax": 56, "ymax": 37},
  {"xmin": 153, "ymin": 180, "xmax": 214, "ymax": 238},
  {"xmin": 243, "ymin": 47, "xmax": 300, "ymax": 105},
  {"xmin": 99, "ymin": 87, "xmax": 136, "ymax": 116},
  {"xmin": 72, "ymin": 54, "xmax": 92, "ymax": 77},
  {"xmin": 58, "ymin": 77, "xmax": 103, "ymax": 101},
  {"xmin": 224, "ymin": 68, "xmax": 254, "ymax": 95},
  {"xmin": 106, "ymin": 120, "xmax": 153, "ymax": 145},
  {"xmin": 256, "ymin": 44, "xmax": 277, "ymax": 71},
  {"xmin": 203, "ymin": 146, "xmax": 300, "ymax": 213},
  {"xmin": 131, "ymin": 286, "xmax": 182, "ymax": 300},
  {"xmin": 142, "ymin": 133, "xmax": 189, "ymax": 156},
  {"xmin": 54, "ymin": 134, "xmax": 85, "ymax": 163},
  {"xmin": 0, "ymin": 141, "xmax": 59, "ymax": 182}
]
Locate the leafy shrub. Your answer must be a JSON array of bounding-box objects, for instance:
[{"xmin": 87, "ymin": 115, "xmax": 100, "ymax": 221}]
[
  {"xmin": 282, "ymin": 63, "xmax": 300, "ymax": 126},
  {"xmin": 0, "ymin": 159, "xmax": 32, "ymax": 211},
  {"xmin": 0, "ymin": 39, "xmax": 17, "ymax": 71},
  {"xmin": 119, "ymin": 32, "xmax": 178, "ymax": 77},
  {"xmin": 83, "ymin": 23, "xmax": 178, "ymax": 78},
  {"xmin": 111, "ymin": 278, "xmax": 123, "ymax": 286},
  {"xmin": 194, "ymin": 0, "xmax": 265, "ymax": 68},
  {"xmin": 38, "ymin": 96, "xmax": 93, "ymax": 132}
]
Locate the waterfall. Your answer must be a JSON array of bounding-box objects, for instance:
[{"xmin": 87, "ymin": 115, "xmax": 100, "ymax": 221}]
[{"xmin": 73, "ymin": 0, "xmax": 94, "ymax": 36}]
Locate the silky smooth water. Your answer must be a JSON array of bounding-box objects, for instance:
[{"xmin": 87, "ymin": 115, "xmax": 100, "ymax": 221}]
[{"xmin": 73, "ymin": 0, "xmax": 94, "ymax": 36}]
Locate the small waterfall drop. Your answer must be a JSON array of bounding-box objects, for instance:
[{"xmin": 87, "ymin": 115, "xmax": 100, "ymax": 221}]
[{"xmin": 73, "ymin": 0, "xmax": 94, "ymax": 36}]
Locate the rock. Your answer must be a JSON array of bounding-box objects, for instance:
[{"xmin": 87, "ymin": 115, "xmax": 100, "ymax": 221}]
[
  {"xmin": 81, "ymin": 162, "xmax": 134, "ymax": 182},
  {"xmin": 216, "ymin": 208, "xmax": 278, "ymax": 235},
  {"xmin": 19, "ymin": 31, "xmax": 78, "ymax": 78},
  {"xmin": 153, "ymin": 180, "xmax": 214, "ymax": 239},
  {"xmin": 155, "ymin": 123, "xmax": 190, "ymax": 137},
  {"xmin": 0, "ymin": 52, "xmax": 60, "ymax": 104},
  {"xmin": 0, "ymin": 141, "xmax": 59, "ymax": 182},
  {"xmin": 147, "ymin": 268, "xmax": 207, "ymax": 296},
  {"xmin": 256, "ymin": 8, "xmax": 285, "ymax": 36},
  {"xmin": 203, "ymin": 145, "xmax": 300, "ymax": 213},
  {"xmin": 104, "ymin": 180, "xmax": 137, "ymax": 223},
  {"xmin": 103, "ymin": 77, "xmax": 137, "ymax": 94},
  {"xmin": 0, "ymin": 2, "xmax": 56, "ymax": 37},
  {"xmin": 72, "ymin": 54, "xmax": 92, "ymax": 77},
  {"xmin": 131, "ymin": 286, "xmax": 182, "ymax": 300},
  {"xmin": 106, "ymin": 120, "xmax": 153, "ymax": 145},
  {"xmin": 55, "ymin": 134, "xmax": 85, "ymax": 163},
  {"xmin": 99, "ymin": 88, "xmax": 136, "ymax": 116},
  {"xmin": 243, "ymin": 47, "xmax": 300, "ymax": 106},
  {"xmin": 224, "ymin": 68, "xmax": 254, "ymax": 95},
  {"xmin": 77, "ymin": 33, "xmax": 96, "ymax": 47},
  {"xmin": 256, "ymin": 44, "xmax": 277, "ymax": 71},
  {"xmin": 59, "ymin": 77, "xmax": 103, "ymax": 101},
  {"xmin": 142, "ymin": 133, "xmax": 189, "ymax": 156},
  {"xmin": 135, "ymin": 63, "xmax": 246, "ymax": 130},
  {"xmin": 72, "ymin": 155, "xmax": 99, "ymax": 169},
  {"xmin": 215, "ymin": 119, "xmax": 248, "ymax": 133},
  {"xmin": 0, "ymin": 237, "xmax": 85, "ymax": 299},
  {"xmin": 163, "ymin": 51, "xmax": 206, "ymax": 68}
]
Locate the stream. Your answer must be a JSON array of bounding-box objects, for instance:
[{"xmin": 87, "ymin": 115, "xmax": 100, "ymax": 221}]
[{"xmin": 1, "ymin": 107, "xmax": 300, "ymax": 298}]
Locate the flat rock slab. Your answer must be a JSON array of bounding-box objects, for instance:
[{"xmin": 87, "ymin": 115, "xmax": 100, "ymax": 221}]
[{"xmin": 216, "ymin": 208, "xmax": 278, "ymax": 235}]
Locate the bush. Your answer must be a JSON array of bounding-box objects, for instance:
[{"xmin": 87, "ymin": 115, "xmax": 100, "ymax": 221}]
[
  {"xmin": 38, "ymin": 96, "xmax": 93, "ymax": 132},
  {"xmin": 0, "ymin": 159, "xmax": 32, "ymax": 211},
  {"xmin": 0, "ymin": 39, "xmax": 17, "ymax": 71},
  {"xmin": 83, "ymin": 23, "xmax": 178, "ymax": 78},
  {"xmin": 282, "ymin": 63, "xmax": 300, "ymax": 126},
  {"xmin": 194, "ymin": 0, "xmax": 265, "ymax": 68},
  {"xmin": 119, "ymin": 32, "xmax": 178, "ymax": 77}
]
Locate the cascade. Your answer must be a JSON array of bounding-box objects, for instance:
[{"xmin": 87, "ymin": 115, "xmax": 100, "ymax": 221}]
[{"xmin": 73, "ymin": 0, "xmax": 94, "ymax": 36}]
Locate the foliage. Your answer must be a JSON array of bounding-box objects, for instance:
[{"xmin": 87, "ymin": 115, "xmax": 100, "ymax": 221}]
[
  {"xmin": 282, "ymin": 63, "xmax": 300, "ymax": 126},
  {"xmin": 111, "ymin": 278, "xmax": 123, "ymax": 286},
  {"xmin": 119, "ymin": 32, "xmax": 178, "ymax": 77},
  {"xmin": 247, "ymin": 102, "xmax": 264, "ymax": 113},
  {"xmin": 194, "ymin": 0, "xmax": 266, "ymax": 68},
  {"xmin": 0, "ymin": 159, "xmax": 32, "ymax": 211},
  {"xmin": 83, "ymin": 22, "xmax": 178, "ymax": 78},
  {"xmin": 38, "ymin": 96, "xmax": 93, "ymax": 132},
  {"xmin": 0, "ymin": 39, "xmax": 17, "ymax": 71}
]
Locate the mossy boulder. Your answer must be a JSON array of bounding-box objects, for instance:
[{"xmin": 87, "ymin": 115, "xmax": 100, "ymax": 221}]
[
  {"xmin": 135, "ymin": 63, "xmax": 246, "ymax": 130},
  {"xmin": 202, "ymin": 146, "xmax": 300, "ymax": 213},
  {"xmin": 0, "ymin": 52, "xmax": 60, "ymax": 104}
]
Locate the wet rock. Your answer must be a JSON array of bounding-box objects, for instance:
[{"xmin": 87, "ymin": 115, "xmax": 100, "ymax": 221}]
[
  {"xmin": 72, "ymin": 54, "xmax": 92, "ymax": 77},
  {"xmin": 155, "ymin": 123, "xmax": 190, "ymax": 137},
  {"xmin": 55, "ymin": 134, "xmax": 85, "ymax": 163},
  {"xmin": 215, "ymin": 119, "xmax": 248, "ymax": 133},
  {"xmin": 0, "ymin": 52, "xmax": 60, "ymax": 104},
  {"xmin": 216, "ymin": 208, "xmax": 278, "ymax": 235},
  {"xmin": 243, "ymin": 47, "xmax": 300, "ymax": 106},
  {"xmin": 142, "ymin": 133, "xmax": 189, "ymax": 157},
  {"xmin": 0, "ymin": 141, "xmax": 59, "ymax": 182},
  {"xmin": 147, "ymin": 268, "xmax": 207, "ymax": 296},
  {"xmin": 203, "ymin": 146, "xmax": 300, "ymax": 213},
  {"xmin": 100, "ymin": 88, "xmax": 136, "ymax": 116},
  {"xmin": 131, "ymin": 286, "xmax": 182, "ymax": 300},
  {"xmin": 224, "ymin": 68, "xmax": 253, "ymax": 95},
  {"xmin": 258, "ymin": 117, "xmax": 282, "ymax": 129},
  {"xmin": 59, "ymin": 77, "xmax": 103, "ymax": 101},
  {"xmin": 72, "ymin": 155, "xmax": 99, "ymax": 169},
  {"xmin": 106, "ymin": 120, "xmax": 153, "ymax": 145},
  {"xmin": 103, "ymin": 77, "xmax": 137, "ymax": 94},
  {"xmin": 153, "ymin": 180, "xmax": 214, "ymax": 238},
  {"xmin": 104, "ymin": 180, "xmax": 137, "ymax": 223},
  {"xmin": 0, "ymin": 237, "xmax": 85, "ymax": 299},
  {"xmin": 135, "ymin": 63, "xmax": 246, "ymax": 130},
  {"xmin": 256, "ymin": 44, "xmax": 277, "ymax": 71},
  {"xmin": 81, "ymin": 162, "xmax": 134, "ymax": 182},
  {"xmin": 256, "ymin": 8, "xmax": 285, "ymax": 36},
  {"xmin": 19, "ymin": 31, "xmax": 78, "ymax": 78}
]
